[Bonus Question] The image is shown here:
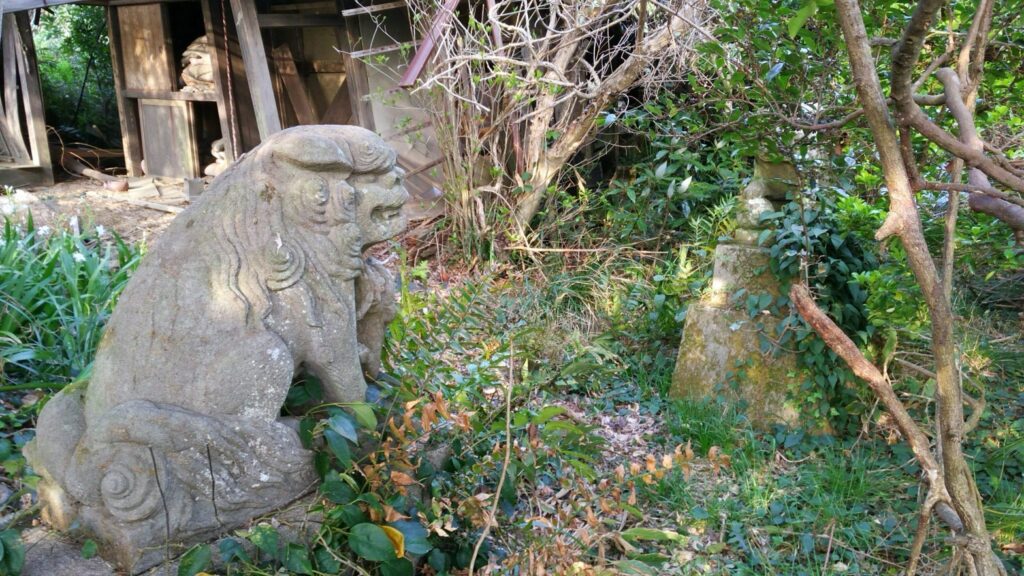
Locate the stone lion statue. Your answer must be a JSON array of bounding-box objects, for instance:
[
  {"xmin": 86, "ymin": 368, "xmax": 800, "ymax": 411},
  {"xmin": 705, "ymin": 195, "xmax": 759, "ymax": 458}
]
[{"xmin": 25, "ymin": 125, "xmax": 408, "ymax": 572}]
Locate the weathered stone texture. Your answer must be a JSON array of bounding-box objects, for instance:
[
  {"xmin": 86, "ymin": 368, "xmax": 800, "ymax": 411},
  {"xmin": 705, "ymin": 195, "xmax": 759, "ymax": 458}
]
[
  {"xmin": 24, "ymin": 125, "xmax": 408, "ymax": 573},
  {"xmin": 671, "ymin": 160, "xmax": 801, "ymax": 426}
]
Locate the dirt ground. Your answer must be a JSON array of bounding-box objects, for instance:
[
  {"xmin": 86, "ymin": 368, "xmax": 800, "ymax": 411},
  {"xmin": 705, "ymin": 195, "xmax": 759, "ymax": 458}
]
[{"xmin": 18, "ymin": 176, "xmax": 187, "ymax": 244}]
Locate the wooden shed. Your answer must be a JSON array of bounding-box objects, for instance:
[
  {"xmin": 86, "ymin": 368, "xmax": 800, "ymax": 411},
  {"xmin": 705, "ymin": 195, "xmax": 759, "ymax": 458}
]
[{"xmin": 0, "ymin": 0, "xmax": 442, "ymax": 197}]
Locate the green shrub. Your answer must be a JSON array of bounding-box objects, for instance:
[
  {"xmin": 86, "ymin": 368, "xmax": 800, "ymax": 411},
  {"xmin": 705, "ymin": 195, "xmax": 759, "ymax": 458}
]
[{"xmin": 0, "ymin": 217, "xmax": 141, "ymax": 388}]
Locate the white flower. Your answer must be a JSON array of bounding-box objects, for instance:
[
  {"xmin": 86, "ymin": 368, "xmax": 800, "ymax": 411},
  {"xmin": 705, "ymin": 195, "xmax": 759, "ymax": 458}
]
[
  {"xmin": 37, "ymin": 225, "xmax": 51, "ymax": 236},
  {"xmin": 95, "ymin": 225, "xmax": 106, "ymax": 237},
  {"xmin": 72, "ymin": 252, "xmax": 86, "ymax": 263}
]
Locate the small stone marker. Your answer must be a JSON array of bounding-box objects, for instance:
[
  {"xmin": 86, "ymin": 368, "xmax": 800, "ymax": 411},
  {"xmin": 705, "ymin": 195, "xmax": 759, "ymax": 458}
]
[
  {"xmin": 24, "ymin": 125, "xmax": 409, "ymax": 573},
  {"xmin": 671, "ymin": 159, "xmax": 801, "ymax": 425}
]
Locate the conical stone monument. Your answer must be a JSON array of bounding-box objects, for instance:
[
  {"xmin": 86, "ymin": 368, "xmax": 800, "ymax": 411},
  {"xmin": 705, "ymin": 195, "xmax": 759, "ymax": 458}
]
[{"xmin": 670, "ymin": 160, "xmax": 802, "ymax": 425}]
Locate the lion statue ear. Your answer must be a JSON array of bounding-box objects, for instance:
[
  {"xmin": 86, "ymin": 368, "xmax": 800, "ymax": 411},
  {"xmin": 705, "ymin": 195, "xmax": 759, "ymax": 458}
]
[{"xmin": 271, "ymin": 128, "xmax": 355, "ymax": 171}]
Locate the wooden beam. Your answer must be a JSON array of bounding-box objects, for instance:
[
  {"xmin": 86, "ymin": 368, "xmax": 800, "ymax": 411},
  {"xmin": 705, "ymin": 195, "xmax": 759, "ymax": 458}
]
[
  {"xmin": 257, "ymin": 14, "xmax": 341, "ymax": 28},
  {"xmin": 105, "ymin": 0, "xmax": 196, "ymax": 5},
  {"xmin": 12, "ymin": 12, "xmax": 51, "ymax": 184},
  {"xmin": 350, "ymin": 41, "xmax": 410, "ymax": 60},
  {"xmin": 340, "ymin": 1, "xmax": 406, "ymax": 17},
  {"xmin": 320, "ymin": 75, "xmax": 352, "ymax": 124},
  {"xmin": 2, "ymin": 15, "xmax": 28, "ymax": 160},
  {"xmin": 270, "ymin": 43, "xmax": 317, "ymax": 125},
  {"xmin": 307, "ymin": 60, "xmax": 345, "ymax": 74},
  {"xmin": 229, "ymin": 0, "xmax": 281, "ymax": 139},
  {"xmin": 399, "ymin": 0, "xmax": 457, "ymax": 87},
  {"xmin": 3, "ymin": 0, "xmax": 77, "ymax": 14},
  {"xmin": 106, "ymin": 6, "xmax": 144, "ymax": 176},
  {"xmin": 200, "ymin": 0, "xmax": 236, "ymax": 161},
  {"xmin": 336, "ymin": 0, "xmax": 373, "ymax": 130}
]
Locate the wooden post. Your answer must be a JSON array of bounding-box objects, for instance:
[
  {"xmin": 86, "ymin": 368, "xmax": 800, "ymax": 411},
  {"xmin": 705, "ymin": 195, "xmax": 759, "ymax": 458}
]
[
  {"xmin": 335, "ymin": 0, "xmax": 373, "ymax": 130},
  {"xmin": 2, "ymin": 15, "xmax": 27, "ymax": 161},
  {"xmin": 201, "ymin": 0, "xmax": 236, "ymax": 161},
  {"xmin": 12, "ymin": 12, "xmax": 51, "ymax": 184},
  {"xmin": 228, "ymin": 0, "xmax": 281, "ymax": 139},
  {"xmin": 106, "ymin": 6, "xmax": 144, "ymax": 176}
]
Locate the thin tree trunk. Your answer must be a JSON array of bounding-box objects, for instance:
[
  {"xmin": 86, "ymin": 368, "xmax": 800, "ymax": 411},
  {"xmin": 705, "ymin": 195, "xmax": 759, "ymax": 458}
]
[{"xmin": 831, "ymin": 0, "xmax": 1004, "ymax": 573}]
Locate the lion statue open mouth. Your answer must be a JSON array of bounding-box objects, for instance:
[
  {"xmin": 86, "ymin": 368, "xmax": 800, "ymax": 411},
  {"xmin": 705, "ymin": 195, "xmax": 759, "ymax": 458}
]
[{"xmin": 25, "ymin": 125, "xmax": 410, "ymax": 572}]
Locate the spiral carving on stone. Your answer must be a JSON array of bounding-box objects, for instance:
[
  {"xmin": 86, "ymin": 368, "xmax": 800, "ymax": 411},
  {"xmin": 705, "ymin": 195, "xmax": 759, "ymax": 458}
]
[
  {"xmin": 99, "ymin": 446, "xmax": 165, "ymax": 523},
  {"xmin": 298, "ymin": 176, "xmax": 330, "ymax": 229},
  {"xmin": 265, "ymin": 236, "xmax": 306, "ymax": 291},
  {"xmin": 351, "ymin": 140, "xmax": 396, "ymax": 174}
]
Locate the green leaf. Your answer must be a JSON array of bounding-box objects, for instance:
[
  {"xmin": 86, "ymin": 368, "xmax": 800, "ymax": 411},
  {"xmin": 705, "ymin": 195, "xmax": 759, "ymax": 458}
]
[
  {"xmin": 219, "ymin": 538, "xmax": 251, "ymax": 564},
  {"xmin": 788, "ymin": 0, "xmax": 818, "ymax": 38},
  {"xmin": 314, "ymin": 547, "xmax": 341, "ymax": 573},
  {"xmin": 380, "ymin": 557, "xmax": 414, "ymax": 576},
  {"xmin": 427, "ymin": 549, "xmax": 450, "ymax": 573},
  {"xmin": 654, "ymin": 161, "xmax": 668, "ymax": 179},
  {"xmin": 532, "ymin": 406, "xmax": 567, "ymax": 425},
  {"xmin": 348, "ymin": 523, "xmax": 399, "ymax": 562},
  {"xmin": 324, "ymin": 429, "xmax": 352, "ymax": 468},
  {"xmin": 0, "ymin": 530, "xmax": 24, "ymax": 575},
  {"xmin": 282, "ymin": 543, "xmax": 314, "ymax": 575},
  {"xmin": 678, "ymin": 175, "xmax": 693, "ymax": 194},
  {"xmin": 620, "ymin": 527, "xmax": 686, "ymax": 543},
  {"xmin": 246, "ymin": 524, "xmax": 280, "ymax": 560},
  {"xmin": 81, "ymin": 539, "xmax": 98, "ymax": 559},
  {"xmin": 177, "ymin": 544, "xmax": 212, "ymax": 576},
  {"xmin": 328, "ymin": 411, "xmax": 359, "ymax": 443},
  {"xmin": 612, "ymin": 559, "xmax": 660, "ymax": 575},
  {"xmin": 322, "ymin": 476, "xmax": 356, "ymax": 504},
  {"xmin": 346, "ymin": 403, "xmax": 378, "ymax": 429},
  {"xmin": 389, "ymin": 520, "xmax": 432, "ymax": 555}
]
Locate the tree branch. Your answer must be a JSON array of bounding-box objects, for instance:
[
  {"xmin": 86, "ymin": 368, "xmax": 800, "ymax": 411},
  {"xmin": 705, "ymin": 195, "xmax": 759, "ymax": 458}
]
[{"xmin": 790, "ymin": 284, "xmax": 960, "ymax": 531}]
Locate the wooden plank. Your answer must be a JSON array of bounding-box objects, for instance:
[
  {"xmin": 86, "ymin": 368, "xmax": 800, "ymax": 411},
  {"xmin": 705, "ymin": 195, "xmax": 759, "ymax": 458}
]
[
  {"xmin": 268, "ymin": 1, "xmax": 335, "ymax": 10},
  {"xmin": 257, "ymin": 14, "xmax": 341, "ymax": 28},
  {"xmin": 270, "ymin": 43, "xmax": 317, "ymax": 125},
  {"xmin": 0, "ymin": 164, "xmax": 47, "ymax": 186},
  {"xmin": 118, "ymin": 4, "xmax": 176, "ymax": 91},
  {"xmin": 107, "ymin": 6, "xmax": 144, "ymax": 176},
  {"xmin": 3, "ymin": 0, "xmax": 77, "ymax": 14},
  {"xmin": 308, "ymin": 60, "xmax": 345, "ymax": 73},
  {"xmin": 208, "ymin": 0, "xmax": 260, "ymax": 153},
  {"xmin": 336, "ymin": 0, "xmax": 373, "ymax": 129},
  {"xmin": 399, "ymin": 0, "xmax": 457, "ymax": 87},
  {"xmin": 12, "ymin": 12, "xmax": 51, "ymax": 184},
  {"xmin": 200, "ymin": 0, "xmax": 235, "ymax": 161},
  {"xmin": 1, "ymin": 16, "xmax": 28, "ymax": 162},
  {"xmin": 2, "ymin": 16, "xmax": 25, "ymax": 155},
  {"xmin": 229, "ymin": 0, "xmax": 281, "ymax": 139},
  {"xmin": 138, "ymin": 98, "xmax": 198, "ymax": 178},
  {"xmin": 350, "ymin": 41, "xmax": 409, "ymax": 60},
  {"xmin": 123, "ymin": 88, "xmax": 218, "ymax": 102},
  {"xmin": 87, "ymin": 190, "xmax": 184, "ymax": 214},
  {"xmin": 106, "ymin": 0, "xmax": 195, "ymax": 5},
  {"xmin": 340, "ymin": 1, "xmax": 406, "ymax": 17},
  {"xmin": 320, "ymin": 75, "xmax": 352, "ymax": 124}
]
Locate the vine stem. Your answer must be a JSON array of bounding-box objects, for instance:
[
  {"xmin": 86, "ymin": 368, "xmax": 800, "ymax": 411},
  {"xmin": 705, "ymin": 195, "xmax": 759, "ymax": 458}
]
[{"xmin": 468, "ymin": 342, "xmax": 514, "ymax": 575}]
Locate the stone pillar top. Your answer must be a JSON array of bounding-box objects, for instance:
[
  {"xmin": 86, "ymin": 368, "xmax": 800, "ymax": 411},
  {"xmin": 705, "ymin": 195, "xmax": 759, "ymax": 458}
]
[{"xmin": 733, "ymin": 158, "xmax": 800, "ymax": 246}]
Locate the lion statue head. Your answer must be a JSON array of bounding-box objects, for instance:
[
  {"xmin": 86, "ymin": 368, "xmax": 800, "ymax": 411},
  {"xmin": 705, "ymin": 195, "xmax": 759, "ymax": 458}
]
[{"xmin": 197, "ymin": 125, "xmax": 409, "ymax": 326}]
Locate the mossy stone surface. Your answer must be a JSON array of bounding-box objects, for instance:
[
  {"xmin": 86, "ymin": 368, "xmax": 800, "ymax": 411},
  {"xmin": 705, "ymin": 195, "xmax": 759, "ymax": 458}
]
[
  {"xmin": 705, "ymin": 244, "xmax": 779, "ymax": 308},
  {"xmin": 671, "ymin": 304, "xmax": 800, "ymax": 426}
]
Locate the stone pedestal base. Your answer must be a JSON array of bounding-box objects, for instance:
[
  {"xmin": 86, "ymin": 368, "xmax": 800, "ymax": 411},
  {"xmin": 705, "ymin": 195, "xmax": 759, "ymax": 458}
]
[{"xmin": 670, "ymin": 244, "xmax": 800, "ymax": 426}]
